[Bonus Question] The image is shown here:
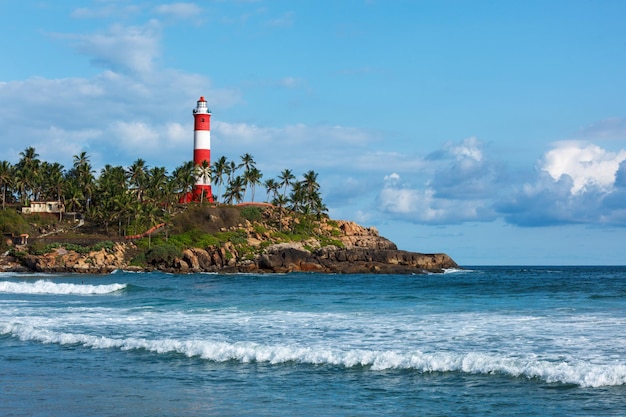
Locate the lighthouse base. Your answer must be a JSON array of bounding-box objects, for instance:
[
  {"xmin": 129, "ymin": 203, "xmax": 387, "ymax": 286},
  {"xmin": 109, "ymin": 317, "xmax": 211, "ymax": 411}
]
[
  {"xmin": 179, "ymin": 185, "xmax": 214, "ymax": 204},
  {"xmin": 193, "ymin": 185, "xmax": 213, "ymax": 203}
]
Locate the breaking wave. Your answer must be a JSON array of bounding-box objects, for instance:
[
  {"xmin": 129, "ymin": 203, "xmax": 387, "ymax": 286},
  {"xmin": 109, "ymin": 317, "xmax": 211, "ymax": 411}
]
[
  {"xmin": 0, "ymin": 280, "xmax": 127, "ymax": 295},
  {"xmin": 2, "ymin": 323, "xmax": 624, "ymax": 388}
]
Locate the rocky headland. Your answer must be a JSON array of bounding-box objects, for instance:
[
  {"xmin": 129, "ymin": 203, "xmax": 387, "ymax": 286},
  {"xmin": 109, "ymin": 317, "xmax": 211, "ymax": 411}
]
[{"xmin": 1, "ymin": 206, "xmax": 458, "ymax": 274}]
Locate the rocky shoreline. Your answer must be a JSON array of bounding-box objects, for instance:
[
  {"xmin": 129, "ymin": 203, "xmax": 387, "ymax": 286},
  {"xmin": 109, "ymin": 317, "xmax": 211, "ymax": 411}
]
[{"xmin": 0, "ymin": 219, "xmax": 458, "ymax": 275}]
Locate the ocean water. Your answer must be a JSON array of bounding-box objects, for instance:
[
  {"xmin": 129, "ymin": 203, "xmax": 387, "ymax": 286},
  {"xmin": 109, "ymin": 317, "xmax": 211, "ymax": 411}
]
[{"xmin": 1, "ymin": 266, "xmax": 625, "ymax": 416}]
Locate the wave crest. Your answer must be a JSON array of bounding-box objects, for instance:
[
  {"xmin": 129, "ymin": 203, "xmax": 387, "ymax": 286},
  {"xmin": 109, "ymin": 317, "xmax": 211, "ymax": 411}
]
[
  {"xmin": 2, "ymin": 323, "xmax": 624, "ymax": 388},
  {"xmin": 0, "ymin": 280, "xmax": 127, "ymax": 295}
]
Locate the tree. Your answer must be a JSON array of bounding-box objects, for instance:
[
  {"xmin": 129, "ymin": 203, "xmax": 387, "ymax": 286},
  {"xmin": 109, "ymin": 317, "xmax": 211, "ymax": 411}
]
[
  {"xmin": 172, "ymin": 161, "xmax": 195, "ymax": 201},
  {"xmin": 240, "ymin": 153, "xmax": 255, "ymax": 173},
  {"xmin": 211, "ymin": 156, "xmax": 228, "ymax": 203},
  {"xmin": 64, "ymin": 181, "xmax": 84, "ymax": 212},
  {"xmin": 16, "ymin": 146, "xmax": 41, "ymax": 203},
  {"xmin": 194, "ymin": 160, "xmax": 212, "ymax": 203},
  {"xmin": 264, "ymin": 178, "xmax": 279, "ymax": 203},
  {"xmin": 0, "ymin": 161, "xmax": 13, "ymax": 210},
  {"xmin": 278, "ymin": 169, "xmax": 295, "ymax": 198},
  {"xmin": 146, "ymin": 166, "xmax": 168, "ymax": 202},
  {"xmin": 244, "ymin": 167, "xmax": 263, "ymax": 202},
  {"xmin": 126, "ymin": 158, "xmax": 148, "ymax": 202},
  {"xmin": 223, "ymin": 175, "xmax": 245, "ymax": 204},
  {"xmin": 72, "ymin": 151, "xmax": 95, "ymax": 210},
  {"xmin": 41, "ymin": 162, "xmax": 66, "ymax": 219}
]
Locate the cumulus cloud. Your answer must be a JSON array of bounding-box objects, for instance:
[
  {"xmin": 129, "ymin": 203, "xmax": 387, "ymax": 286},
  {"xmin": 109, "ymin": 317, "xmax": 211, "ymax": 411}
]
[
  {"xmin": 376, "ymin": 170, "xmax": 496, "ymax": 225},
  {"xmin": 542, "ymin": 141, "xmax": 626, "ymax": 194},
  {"xmin": 499, "ymin": 142, "xmax": 626, "ymax": 226},
  {"xmin": 426, "ymin": 136, "xmax": 504, "ymax": 199},
  {"xmin": 362, "ymin": 137, "xmax": 502, "ymax": 225}
]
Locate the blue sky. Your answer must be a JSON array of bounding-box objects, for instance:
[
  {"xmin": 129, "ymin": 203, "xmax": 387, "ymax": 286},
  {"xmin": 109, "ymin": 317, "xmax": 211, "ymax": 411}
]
[{"xmin": 1, "ymin": 0, "xmax": 626, "ymax": 265}]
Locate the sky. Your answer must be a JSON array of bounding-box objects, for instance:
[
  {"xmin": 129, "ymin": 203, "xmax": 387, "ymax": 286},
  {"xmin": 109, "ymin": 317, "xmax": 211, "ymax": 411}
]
[{"xmin": 1, "ymin": 0, "xmax": 626, "ymax": 265}]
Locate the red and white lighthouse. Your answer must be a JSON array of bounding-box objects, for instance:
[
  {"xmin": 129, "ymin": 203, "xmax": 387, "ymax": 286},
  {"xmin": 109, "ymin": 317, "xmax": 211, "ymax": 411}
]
[{"xmin": 192, "ymin": 96, "xmax": 213, "ymax": 201}]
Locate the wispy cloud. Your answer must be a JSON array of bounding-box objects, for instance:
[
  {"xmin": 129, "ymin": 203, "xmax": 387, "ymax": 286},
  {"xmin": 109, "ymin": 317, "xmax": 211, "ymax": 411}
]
[{"xmin": 52, "ymin": 21, "xmax": 162, "ymax": 75}]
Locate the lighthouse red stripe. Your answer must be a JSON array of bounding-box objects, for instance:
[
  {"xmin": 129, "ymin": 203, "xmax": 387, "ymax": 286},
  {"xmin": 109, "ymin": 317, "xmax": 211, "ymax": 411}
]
[
  {"xmin": 194, "ymin": 149, "xmax": 211, "ymax": 164},
  {"xmin": 194, "ymin": 115, "xmax": 211, "ymax": 131}
]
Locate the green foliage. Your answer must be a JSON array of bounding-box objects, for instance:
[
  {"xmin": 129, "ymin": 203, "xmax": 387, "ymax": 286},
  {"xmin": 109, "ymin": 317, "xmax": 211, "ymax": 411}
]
[
  {"xmin": 253, "ymin": 224, "xmax": 267, "ymax": 235},
  {"xmin": 0, "ymin": 210, "xmax": 30, "ymax": 235},
  {"xmin": 216, "ymin": 229, "xmax": 248, "ymax": 245},
  {"xmin": 240, "ymin": 206, "xmax": 262, "ymax": 221},
  {"xmin": 145, "ymin": 244, "xmax": 181, "ymax": 265},
  {"xmin": 130, "ymin": 252, "xmax": 146, "ymax": 267},
  {"xmin": 319, "ymin": 236, "xmax": 344, "ymax": 248},
  {"xmin": 27, "ymin": 240, "xmax": 116, "ymax": 256},
  {"xmin": 92, "ymin": 241, "xmax": 115, "ymax": 252},
  {"xmin": 168, "ymin": 228, "xmax": 221, "ymax": 249},
  {"xmin": 28, "ymin": 241, "xmax": 48, "ymax": 256}
]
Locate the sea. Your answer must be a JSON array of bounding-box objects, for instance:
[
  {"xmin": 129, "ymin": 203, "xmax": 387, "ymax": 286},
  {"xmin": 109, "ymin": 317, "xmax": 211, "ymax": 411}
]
[{"xmin": 1, "ymin": 266, "xmax": 625, "ymax": 416}]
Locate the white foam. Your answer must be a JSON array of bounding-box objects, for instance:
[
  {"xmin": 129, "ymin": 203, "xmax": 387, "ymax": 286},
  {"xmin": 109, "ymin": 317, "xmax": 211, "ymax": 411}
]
[
  {"xmin": 2, "ymin": 322, "xmax": 624, "ymax": 388},
  {"xmin": 443, "ymin": 268, "xmax": 469, "ymax": 274},
  {"xmin": 0, "ymin": 280, "xmax": 127, "ymax": 295}
]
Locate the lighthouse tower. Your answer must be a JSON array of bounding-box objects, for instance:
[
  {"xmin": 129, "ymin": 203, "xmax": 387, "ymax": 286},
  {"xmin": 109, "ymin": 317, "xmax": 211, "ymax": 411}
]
[{"xmin": 192, "ymin": 96, "xmax": 213, "ymax": 201}]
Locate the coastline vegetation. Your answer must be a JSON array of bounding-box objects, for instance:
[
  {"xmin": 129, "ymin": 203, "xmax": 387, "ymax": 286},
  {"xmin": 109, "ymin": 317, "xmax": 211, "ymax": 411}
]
[{"xmin": 1, "ymin": 147, "xmax": 338, "ymax": 265}]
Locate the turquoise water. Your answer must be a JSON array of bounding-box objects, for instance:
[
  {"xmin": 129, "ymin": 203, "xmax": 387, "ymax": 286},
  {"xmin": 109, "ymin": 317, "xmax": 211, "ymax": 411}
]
[{"xmin": 1, "ymin": 267, "xmax": 626, "ymax": 416}]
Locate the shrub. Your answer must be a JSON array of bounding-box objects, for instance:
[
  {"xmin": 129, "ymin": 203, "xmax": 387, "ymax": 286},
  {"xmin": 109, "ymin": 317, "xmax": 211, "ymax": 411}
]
[
  {"xmin": 29, "ymin": 241, "xmax": 49, "ymax": 256},
  {"xmin": 145, "ymin": 244, "xmax": 182, "ymax": 265},
  {"xmin": 92, "ymin": 241, "xmax": 115, "ymax": 252},
  {"xmin": 130, "ymin": 252, "xmax": 146, "ymax": 267},
  {"xmin": 240, "ymin": 206, "xmax": 262, "ymax": 222},
  {"xmin": 0, "ymin": 210, "xmax": 30, "ymax": 235}
]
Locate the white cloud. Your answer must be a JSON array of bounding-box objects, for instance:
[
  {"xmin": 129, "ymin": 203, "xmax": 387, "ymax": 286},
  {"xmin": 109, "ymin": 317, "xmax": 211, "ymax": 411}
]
[
  {"xmin": 445, "ymin": 136, "xmax": 483, "ymax": 162},
  {"xmin": 377, "ymin": 172, "xmax": 494, "ymax": 224},
  {"xmin": 498, "ymin": 142, "xmax": 626, "ymax": 226},
  {"xmin": 152, "ymin": 3, "xmax": 203, "ymax": 20},
  {"xmin": 54, "ymin": 21, "xmax": 162, "ymax": 75},
  {"xmin": 542, "ymin": 141, "xmax": 626, "ymax": 194}
]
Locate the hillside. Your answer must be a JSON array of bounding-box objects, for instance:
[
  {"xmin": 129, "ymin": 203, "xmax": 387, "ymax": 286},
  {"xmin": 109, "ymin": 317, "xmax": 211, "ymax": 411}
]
[{"xmin": 1, "ymin": 204, "xmax": 458, "ymax": 274}]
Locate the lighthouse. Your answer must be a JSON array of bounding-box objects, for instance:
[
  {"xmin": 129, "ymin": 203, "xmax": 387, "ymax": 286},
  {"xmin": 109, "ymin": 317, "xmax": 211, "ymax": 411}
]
[{"xmin": 192, "ymin": 96, "xmax": 213, "ymax": 201}]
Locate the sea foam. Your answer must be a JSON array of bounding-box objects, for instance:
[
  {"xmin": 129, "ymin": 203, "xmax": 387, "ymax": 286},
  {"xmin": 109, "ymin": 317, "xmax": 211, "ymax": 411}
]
[
  {"xmin": 2, "ymin": 323, "xmax": 625, "ymax": 388},
  {"xmin": 0, "ymin": 280, "xmax": 127, "ymax": 295}
]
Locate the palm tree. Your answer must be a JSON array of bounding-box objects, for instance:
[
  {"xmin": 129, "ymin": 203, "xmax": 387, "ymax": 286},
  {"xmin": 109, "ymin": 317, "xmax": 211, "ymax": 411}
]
[
  {"xmin": 278, "ymin": 169, "xmax": 295, "ymax": 198},
  {"xmin": 264, "ymin": 178, "xmax": 279, "ymax": 203},
  {"xmin": 0, "ymin": 161, "xmax": 13, "ymax": 210},
  {"xmin": 301, "ymin": 170, "xmax": 321, "ymax": 211},
  {"xmin": 240, "ymin": 153, "xmax": 255, "ymax": 172},
  {"xmin": 126, "ymin": 159, "xmax": 148, "ymax": 202},
  {"xmin": 17, "ymin": 146, "xmax": 41, "ymax": 203},
  {"xmin": 289, "ymin": 181, "xmax": 305, "ymax": 212},
  {"xmin": 211, "ymin": 156, "xmax": 228, "ymax": 203},
  {"xmin": 72, "ymin": 151, "xmax": 95, "ymax": 210},
  {"xmin": 13, "ymin": 169, "xmax": 31, "ymax": 205},
  {"xmin": 194, "ymin": 160, "xmax": 212, "ymax": 203},
  {"xmin": 223, "ymin": 175, "xmax": 245, "ymax": 204},
  {"xmin": 41, "ymin": 162, "xmax": 66, "ymax": 219},
  {"xmin": 227, "ymin": 160, "xmax": 238, "ymax": 183},
  {"xmin": 272, "ymin": 194, "xmax": 289, "ymax": 231},
  {"xmin": 64, "ymin": 181, "xmax": 84, "ymax": 212},
  {"xmin": 172, "ymin": 161, "xmax": 194, "ymax": 201},
  {"xmin": 146, "ymin": 166, "xmax": 168, "ymax": 202},
  {"xmin": 244, "ymin": 167, "xmax": 263, "ymax": 202}
]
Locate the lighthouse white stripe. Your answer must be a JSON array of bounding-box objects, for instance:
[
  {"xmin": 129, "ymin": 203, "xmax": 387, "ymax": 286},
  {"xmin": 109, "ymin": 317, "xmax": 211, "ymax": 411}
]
[{"xmin": 194, "ymin": 130, "xmax": 211, "ymax": 150}]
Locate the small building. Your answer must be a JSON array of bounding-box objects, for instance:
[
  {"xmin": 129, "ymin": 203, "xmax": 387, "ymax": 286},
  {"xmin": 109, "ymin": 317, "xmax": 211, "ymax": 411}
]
[{"xmin": 21, "ymin": 201, "xmax": 65, "ymax": 215}]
